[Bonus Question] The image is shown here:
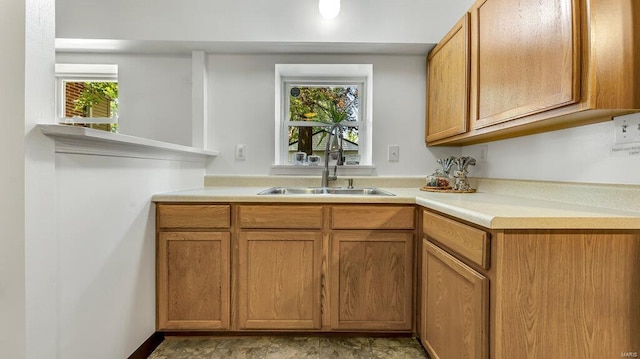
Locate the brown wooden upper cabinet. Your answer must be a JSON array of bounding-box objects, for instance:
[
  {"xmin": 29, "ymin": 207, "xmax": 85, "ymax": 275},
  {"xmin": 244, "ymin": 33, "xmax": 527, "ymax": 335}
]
[
  {"xmin": 426, "ymin": 0, "xmax": 640, "ymax": 146},
  {"xmin": 426, "ymin": 14, "xmax": 470, "ymax": 143},
  {"xmin": 470, "ymin": 0, "xmax": 580, "ymax": 129}
]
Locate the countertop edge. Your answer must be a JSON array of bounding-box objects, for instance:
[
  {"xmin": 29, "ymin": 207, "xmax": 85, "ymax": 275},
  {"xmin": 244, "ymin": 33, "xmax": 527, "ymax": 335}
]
[
  {"xmin": 152, "ymin": 187, "xmax": 640, "ymax": 230},
  {"xmin": 152, "ymin": 195, "xmax": 417, "ymax": 204}
]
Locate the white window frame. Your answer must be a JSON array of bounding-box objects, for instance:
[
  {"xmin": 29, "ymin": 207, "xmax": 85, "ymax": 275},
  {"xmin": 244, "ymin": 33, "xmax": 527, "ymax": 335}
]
[
  {"xmin": 54, "ymin": 63, "xmax": 118, "ymax": 123},
  {"xmin": 274, "ymin": 64, "xmax": 374, "ymax": 172}
]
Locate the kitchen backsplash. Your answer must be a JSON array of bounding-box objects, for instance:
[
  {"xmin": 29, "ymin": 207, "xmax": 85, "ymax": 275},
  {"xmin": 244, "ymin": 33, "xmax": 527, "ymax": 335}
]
[{"xmin": 203, "ymin": 175, "xmax": 640, "ymax": 213}]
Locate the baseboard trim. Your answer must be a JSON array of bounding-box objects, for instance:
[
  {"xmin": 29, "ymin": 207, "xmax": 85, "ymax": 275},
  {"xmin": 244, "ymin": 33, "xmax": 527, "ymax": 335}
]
[{"xmin": 128, "ymin": 332, "xmax": 164, "ymax": 359}]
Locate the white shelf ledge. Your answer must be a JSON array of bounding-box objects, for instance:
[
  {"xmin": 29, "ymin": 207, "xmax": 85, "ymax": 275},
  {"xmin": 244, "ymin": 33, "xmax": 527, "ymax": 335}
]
[
  {"xmin": 55, "ymin": 38, "xmax": 434, "ymax": 56},
  {"xmin": 38, "ymin": 124, "xmax": 219, "ymax": 162}
]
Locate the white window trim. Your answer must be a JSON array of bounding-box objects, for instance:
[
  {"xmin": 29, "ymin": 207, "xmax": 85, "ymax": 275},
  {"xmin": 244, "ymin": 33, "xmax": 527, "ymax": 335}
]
[
  {"xmin": 54, "ymin": 63, "xmax": 118, "ymax": 121},
  {"xmin": 274, "ymin": 64, "xmax": 374, "ymax": 173}
]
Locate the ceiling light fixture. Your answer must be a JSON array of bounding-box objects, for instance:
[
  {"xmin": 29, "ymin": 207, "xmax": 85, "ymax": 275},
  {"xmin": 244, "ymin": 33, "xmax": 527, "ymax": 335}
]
[{"xmin": 319, "ymin": 0, "xmax": 341, "ymax": 20}]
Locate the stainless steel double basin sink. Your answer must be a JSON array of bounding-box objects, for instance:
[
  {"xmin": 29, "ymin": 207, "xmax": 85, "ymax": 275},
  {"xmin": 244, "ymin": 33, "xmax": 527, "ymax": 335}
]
[{"xmin": 257, "ymin": 187, "xmax": 395, "ymax": 196}]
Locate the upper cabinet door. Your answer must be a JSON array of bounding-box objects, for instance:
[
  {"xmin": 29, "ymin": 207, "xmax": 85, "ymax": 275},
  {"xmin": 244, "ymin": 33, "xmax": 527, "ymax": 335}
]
[
  {"xmin": 426, "ymin": 14, "xmax": 470, "ymax": 143},
  {"xmin": 470, "ymin": 0, "xmax": 580, "ymax": 129}
]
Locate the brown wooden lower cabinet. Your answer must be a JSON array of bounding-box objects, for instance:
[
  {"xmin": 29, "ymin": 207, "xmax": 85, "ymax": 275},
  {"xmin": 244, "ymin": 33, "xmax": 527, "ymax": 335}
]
[
  {"xmin": 421, "ymin": 239, "xmax": 488, "ymax": 359},
  {"xmin": 157, "ymin": 231, "xmax": 230, "ymax": 330},
  {"xmin": 237, "ymin": 231, "xmax": 322, "ymax": 330},
  {"xmin": 492, "ymin": 230, "xmax": 640, "ymax": 358},
  {"xmin": 420, "ymin": 209, "xmax": 640, "ymax": 359},
  {"xmin": 155, "ymin": 202, "xmax": 639, "ymax": 356},
  {"xmin": 156, "ymin": 203, "xmax": 416, "ymax": 333},
  {"xmin": 331, "ymin": 231, "xmax": 414, "ymax": 331}
]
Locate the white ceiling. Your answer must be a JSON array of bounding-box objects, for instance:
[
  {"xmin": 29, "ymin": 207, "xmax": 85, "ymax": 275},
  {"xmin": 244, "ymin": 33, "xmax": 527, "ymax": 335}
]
[{"xmin": 55, "ymin": 0, "xmax": 474, "ymax": 55}]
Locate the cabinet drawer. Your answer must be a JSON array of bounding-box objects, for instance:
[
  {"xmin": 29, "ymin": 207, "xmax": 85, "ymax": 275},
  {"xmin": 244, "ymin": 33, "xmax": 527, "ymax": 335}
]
[
  {"xmin": 238, "ymin": 205, "xmax": 323, "ymax": 229},
  {"xmin": 157, "ymin": 204, "xmax": 230, "ymax": 229},
  {"xmin": 422, "ymin": 210, "xmax": 489, "ymax": 269},
  {"xmin": 331, "ymin": 206, "xmax": 415, "ymax": 229}
]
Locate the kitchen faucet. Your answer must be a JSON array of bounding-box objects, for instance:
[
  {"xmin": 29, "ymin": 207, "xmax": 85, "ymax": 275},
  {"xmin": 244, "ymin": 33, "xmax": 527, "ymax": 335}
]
[{"xmin": 321, "ymin": 123, "xmax": 344, "ymax": 187}]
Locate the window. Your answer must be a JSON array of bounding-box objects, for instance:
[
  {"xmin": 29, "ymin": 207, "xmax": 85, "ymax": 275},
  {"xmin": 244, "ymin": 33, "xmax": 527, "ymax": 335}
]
[
  {"xmin": 286, "ymin": 82, "xmax": 361, "ymax": 163},
  {"xmin": 275, "ymin": 64, "xmax": 373, "ymax": 170},
  {"xmin": 55, "ymin": 64, "xmax": 119, "ymax": 132}
]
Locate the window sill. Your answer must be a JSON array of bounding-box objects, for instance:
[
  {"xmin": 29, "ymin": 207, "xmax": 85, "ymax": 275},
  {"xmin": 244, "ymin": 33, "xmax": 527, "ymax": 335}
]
[
  {"xmin": 38, "ymin": 124, "xmax": 219, "ymax": 162},
  {"xmin": 271, "ymin": 164, "xmax": 376, "ymax": 176}
]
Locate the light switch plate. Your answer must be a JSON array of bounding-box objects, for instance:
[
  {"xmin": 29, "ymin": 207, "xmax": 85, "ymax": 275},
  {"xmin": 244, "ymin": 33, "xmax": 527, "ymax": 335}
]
[
  {"xmin": 614, "ymin": 113, "xmax": 640, "ymax": 144},
  {"xmin": 388, "ymin": 145, "xmax": 399, "ymax": 161}
]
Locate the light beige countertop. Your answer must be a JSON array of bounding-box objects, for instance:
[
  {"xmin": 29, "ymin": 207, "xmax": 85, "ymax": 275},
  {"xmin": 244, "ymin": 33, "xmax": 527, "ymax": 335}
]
[
  {"xmin": 152, "ymin": 184, "xmax": 640, "ymax": 230},
  {"xmin": 152, "ymin": 186, "xmax": 418, "ymax": 204},
  {"xmin": 413, "ymin": 191, "xmax": 640, "ymax": 229}
]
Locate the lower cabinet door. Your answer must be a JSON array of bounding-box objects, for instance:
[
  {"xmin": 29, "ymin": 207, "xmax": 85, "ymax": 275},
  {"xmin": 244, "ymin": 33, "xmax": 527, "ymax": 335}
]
[
  {"xmin": 238, "ymin": 231, "xmax": 322, "ymax": 330},
  {"xmin": 422, "ymin": 239, "xmax": 488, "ymax": 359},
  {"xmin": 331, "ymin": 232, "xmax": 414, "ymax": 331},
  {"xmin": 157, "ymin": 231, "xmax": 231, "ymax": 330}
]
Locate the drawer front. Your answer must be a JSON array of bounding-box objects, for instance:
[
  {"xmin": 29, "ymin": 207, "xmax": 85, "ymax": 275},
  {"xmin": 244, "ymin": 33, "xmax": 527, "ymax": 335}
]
[
  {"xmin": 238, "ymin": 205, "xmax": 323, "ymax": 229},
  {"xmin": 157, "ymin": 204, "xmax": 230, "ymax": 229},
  {"xmin": 422, "ymin": 210, "xmax": 489, "ymax": 269},
  {"xmin": 332, "ymin": 206, "xmax": 415, "ymax": 229}
]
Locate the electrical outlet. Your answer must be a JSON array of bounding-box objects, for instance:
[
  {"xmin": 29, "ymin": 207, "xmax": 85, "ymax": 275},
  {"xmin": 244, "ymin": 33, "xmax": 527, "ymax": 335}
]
[
  {"xmin": 614, "ymin": 113, "xmax": 640, "ymax": 144},
  {"xmin": 235, "ymin": 144, "xmax": 246, "ymax": 160},
  {"xmin": 479, "ymin": 145, "xmax": 489, "ymax": 163},
  {"xmin": 388, "ymin": 145, "xmax": 399, "ymax": 161}
]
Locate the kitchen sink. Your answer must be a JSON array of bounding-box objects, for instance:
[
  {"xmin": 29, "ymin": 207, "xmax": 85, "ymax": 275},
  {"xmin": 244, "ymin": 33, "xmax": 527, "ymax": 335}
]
[{"xmin": 257, "ymin": 187, "xmax": 395, "ymax": 196}]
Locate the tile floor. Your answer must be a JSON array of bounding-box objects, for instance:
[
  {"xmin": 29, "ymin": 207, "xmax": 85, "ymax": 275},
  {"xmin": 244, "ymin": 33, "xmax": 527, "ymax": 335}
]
[{"xmin": 147, "ymin": 335, "xmax": 431, "ymax": 359}]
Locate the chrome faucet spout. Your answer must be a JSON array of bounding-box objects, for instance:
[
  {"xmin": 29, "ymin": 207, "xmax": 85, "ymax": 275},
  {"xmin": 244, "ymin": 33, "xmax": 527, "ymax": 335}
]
[{"xmin": 321, "ymin": 123, "xmax": 344, "ymax": 187}]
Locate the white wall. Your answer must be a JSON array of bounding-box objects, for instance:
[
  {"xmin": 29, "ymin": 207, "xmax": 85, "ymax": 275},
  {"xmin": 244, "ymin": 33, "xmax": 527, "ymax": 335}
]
[
  {"xmin": 0, "ymin": 0, "xmax": 27, "ymax": 357},
  {"xmin": 206, "ymin": 53, "xmax": 458, "ymax": 176},
  {"xmin": 2, "ymin": 1, "xmax": 209, "ymax": 357},
  {"xmin": 55, "ymin": 154, "xmax": 204, "ymax": 358},
  {"xmin": 47, "ymin": 52, "xmax": 207, "ymax": 357},
  {"xmin": 56, "ymin": 53, "xmax": 193, "ymax": 146},
  {"xmin": 56, "ymin": 0, "xmax": 475, "ymax": 45},
  {"xmin": 22, "ymin": 0, "xmax": 59, "ymax": 357},
  {"xmin": 462, "ymin": 120, "xmax": 640, "ymax": 185}
]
